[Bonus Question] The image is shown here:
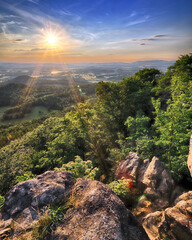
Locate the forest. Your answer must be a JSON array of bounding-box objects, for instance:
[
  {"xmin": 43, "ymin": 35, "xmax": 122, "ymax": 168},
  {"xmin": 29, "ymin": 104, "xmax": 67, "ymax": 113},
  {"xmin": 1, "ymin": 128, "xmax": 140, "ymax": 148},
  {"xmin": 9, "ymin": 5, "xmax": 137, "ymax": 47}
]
[{"xmin": 0, "ymin": 53, "xmax": 191, "ymax": 198}]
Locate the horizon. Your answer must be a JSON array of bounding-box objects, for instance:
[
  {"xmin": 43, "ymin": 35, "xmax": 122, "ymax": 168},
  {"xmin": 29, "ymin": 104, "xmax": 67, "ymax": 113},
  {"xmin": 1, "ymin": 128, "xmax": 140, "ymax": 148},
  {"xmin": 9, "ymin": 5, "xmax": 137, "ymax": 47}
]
[
  {"xmin": 0, "ymin": 0, "xmax": 192, "ymax": 63},
  {"xmin": 0, "ymin": 59, "xmax": 176, "ymax": 64}
]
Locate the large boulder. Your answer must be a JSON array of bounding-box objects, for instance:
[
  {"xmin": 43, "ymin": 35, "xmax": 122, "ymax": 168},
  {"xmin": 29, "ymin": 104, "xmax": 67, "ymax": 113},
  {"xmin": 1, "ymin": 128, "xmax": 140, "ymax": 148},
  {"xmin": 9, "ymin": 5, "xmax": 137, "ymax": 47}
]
[
  {"xmin": 187, "ymin": 132, "xmax": 192, "ymax": 177},
  {"xmin": 116, "ymin": 153, "xmax": 179, "ymax": 205},
  {"xmin": 0, "ymin": 171, "xmax": 149, "ymax": 240},
  {"xmin": 0, "ymin": 171, "xmax": 74, "ymax": 233},
  {"xmin": 143, "ymin": 191, "xmax": 192, "ymax": 240},
  {"xmin": 142, "ymin": 157, "xmax": 175, "ymax": 201},
  {"xmin": 52, "ymin": 178, "xmax": 149, "ymax": 240}
]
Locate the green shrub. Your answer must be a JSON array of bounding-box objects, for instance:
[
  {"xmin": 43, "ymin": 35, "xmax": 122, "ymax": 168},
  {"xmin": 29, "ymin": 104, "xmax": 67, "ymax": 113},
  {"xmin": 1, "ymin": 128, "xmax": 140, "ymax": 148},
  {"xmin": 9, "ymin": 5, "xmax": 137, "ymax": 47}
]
[
  {"xmin": 108, "ymin": 178, "xmax": 134, "ymax": 205},
  {"xmin": 55, "ymin": 155, "xmax": 99, "ymax": 179},
  {"xmin": 0, "ymin": 195, "xmax": 5, "ymax": 209},
  {"xmin": 16, "ymin": 171, "xmax": 35, "ymax": 183}
]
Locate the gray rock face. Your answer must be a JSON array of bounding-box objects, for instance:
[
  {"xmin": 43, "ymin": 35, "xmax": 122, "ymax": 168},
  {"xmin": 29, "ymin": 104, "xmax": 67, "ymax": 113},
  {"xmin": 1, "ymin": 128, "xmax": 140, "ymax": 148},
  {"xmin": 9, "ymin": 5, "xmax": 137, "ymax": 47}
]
[
  {"xmin": 1, "ymin": 171, "xmax": 74, "ymax": 222},
  {"xmin": 115, "ymin": 152, "xmax": 142, "ymax": 180},
  {"xmin": 52, "ymin": 178, "xmax": 149, "ymax": 240},
  {"xmin": 142, "ymin": 157, "xmax": 175, "ymax": 201},
  {"xmin": 0, "ymin": 171, "xmax": 149, "ymax": 240},
  {"xmin": 116, "ymin": 153, "xmax": 178, "ymax": 204},
  {"xmin": 143, "ymin": 191, "xmax": 192, "ymax": 240},
  {"xmin": 187, "ymin": 132, "xmax": 192, "ymax": 177}
]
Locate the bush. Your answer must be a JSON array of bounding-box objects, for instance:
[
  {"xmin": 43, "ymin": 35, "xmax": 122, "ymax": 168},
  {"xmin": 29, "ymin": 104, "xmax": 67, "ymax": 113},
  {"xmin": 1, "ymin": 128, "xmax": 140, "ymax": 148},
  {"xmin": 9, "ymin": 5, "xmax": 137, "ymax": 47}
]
[
  {"xmin": 0, "ymin": 195, "xmax": 5, "ymax": 209},
  {"xmin": 16, "ymin": 171, "xmax": 35, "ymax": 183},
  {"xmin": 55, "ymin": 155, "xmax": 99, "ymax": 180},
  {"xmin": 108, "ymin": 178, "xmax": 134, "ymax": 205}
]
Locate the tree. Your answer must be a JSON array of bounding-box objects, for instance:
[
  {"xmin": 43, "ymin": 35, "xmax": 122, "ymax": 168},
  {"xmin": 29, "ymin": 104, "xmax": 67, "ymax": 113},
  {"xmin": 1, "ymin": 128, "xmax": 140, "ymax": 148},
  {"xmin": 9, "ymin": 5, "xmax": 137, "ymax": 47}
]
[{"xmin": 153, "ymin": 74, "xmax": 192, "ymax": 179}]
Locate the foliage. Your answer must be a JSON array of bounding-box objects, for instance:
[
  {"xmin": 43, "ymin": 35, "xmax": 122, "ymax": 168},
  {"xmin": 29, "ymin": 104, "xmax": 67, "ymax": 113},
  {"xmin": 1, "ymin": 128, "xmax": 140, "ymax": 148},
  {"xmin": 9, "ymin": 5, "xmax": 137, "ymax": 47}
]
[
  {"xmin": 153, "ymin": 74, "xmax": 192, "ymax": 178},
  {"xmin": 108, "ymin": 178, "xmax": 133, "ymax": 203},
  {"xmin": 0, "ymin": 195, "xmax": 5, "ymax": 209},
  {"xmin": 32, "ymin": 194, "xmax": 77, "ymax": 239},
  {"xmin": 117, "ymin": 113, "xmax": 155, "ymax": 159},
  {"xmin": 0, "ymin": 54, "xmax": 192, "ymax": 195},
  {"xmin": 55, "ymin": 155, "xmax": 99, "ymax": 180},
  {"xmin": 32, "ymin": 207, "xmax": 54, "ymax": 240},
  {"xmin": 16, "ymin": 171, "xmax": 35, "ymax": 183}
]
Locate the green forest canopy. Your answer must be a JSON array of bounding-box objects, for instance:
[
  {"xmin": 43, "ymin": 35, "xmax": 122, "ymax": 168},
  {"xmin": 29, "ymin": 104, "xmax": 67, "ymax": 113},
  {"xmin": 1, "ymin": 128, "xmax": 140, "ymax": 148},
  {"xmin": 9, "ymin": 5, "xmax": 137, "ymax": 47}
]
[{"xmin": 0, "ymin": 54, "xmax": 192, "ymax": 195}]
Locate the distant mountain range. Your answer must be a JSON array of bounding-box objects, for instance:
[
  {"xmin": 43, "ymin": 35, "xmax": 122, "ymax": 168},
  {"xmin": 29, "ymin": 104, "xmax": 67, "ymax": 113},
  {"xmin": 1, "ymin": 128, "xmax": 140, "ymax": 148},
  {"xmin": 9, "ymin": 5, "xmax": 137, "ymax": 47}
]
[{"xmin": 0, "ymin": 60, "xmax": 175, "ymax": 68}]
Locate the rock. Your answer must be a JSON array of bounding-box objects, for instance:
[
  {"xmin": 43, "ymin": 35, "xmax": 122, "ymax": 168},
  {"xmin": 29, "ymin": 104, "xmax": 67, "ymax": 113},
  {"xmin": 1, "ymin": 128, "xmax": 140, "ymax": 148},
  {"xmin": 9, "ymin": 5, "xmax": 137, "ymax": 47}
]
[
  {"xmin": 0, "ymin": 172, "xmax": 149, "ymax": 240},
  {"xmin": 187, "ymin": 132, "xmax": 192, "ymax": 177},
  {"xmin": 174, "ymin": 190, "xmax": 192, "ymax": 204},
  {"xmin": 115, "ymin": 152, "xmax": 142, "ymax": 180},
  {"xmin": 1, "ymin": 171, "xmax": 74, "ymax": 226},
  {"xmin": 52, "ymin": 178, "xmax": 149, "ymax": 240},
  {"xmin": 0, "ymin": 218, "xmax": 13, "ymax": 238},
  {"xmin": 143, "ymin": 191, "xmax": 192, "ymax": 240},
  {"xmin": 116, "ymin": 153, "xmax": 178, "ymax": 204},
  {"xmin": 143, "ymin": 211, "xmax": 163, "ymax": 240},
  {"xmin": 143, "ymin": 157, "xmax": 175, "ymax": 200},
  {"xmin": 137, "ymin": 159, "xmax": 150, "ymax": 191}
]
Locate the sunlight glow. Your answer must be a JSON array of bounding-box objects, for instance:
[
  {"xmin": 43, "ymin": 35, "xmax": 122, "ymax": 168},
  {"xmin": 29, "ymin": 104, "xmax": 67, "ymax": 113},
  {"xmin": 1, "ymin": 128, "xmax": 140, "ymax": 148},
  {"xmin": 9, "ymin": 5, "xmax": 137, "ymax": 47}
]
[{"xmin": 47, "ymin": 35, "xmax": 56, "ymax": 45}]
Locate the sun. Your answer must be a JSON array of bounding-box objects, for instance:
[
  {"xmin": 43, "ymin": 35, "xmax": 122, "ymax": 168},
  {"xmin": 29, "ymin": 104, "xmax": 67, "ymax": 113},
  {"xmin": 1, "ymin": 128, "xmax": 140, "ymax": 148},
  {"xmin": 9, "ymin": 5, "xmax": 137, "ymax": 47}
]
[{"xmin": 47, "ymin": 35, "xmax": 56, "ymax": 45}]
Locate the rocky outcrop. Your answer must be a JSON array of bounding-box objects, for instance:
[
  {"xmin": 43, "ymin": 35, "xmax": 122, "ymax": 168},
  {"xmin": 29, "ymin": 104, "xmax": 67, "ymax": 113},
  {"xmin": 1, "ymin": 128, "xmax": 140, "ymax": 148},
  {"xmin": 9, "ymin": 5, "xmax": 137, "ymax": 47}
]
[
  {"xmin": 187, "ymin": 132, "xmax": 192, "ymax": 177},
  {"xmin": 1, "ymin": 171, "xmax": 74, "ymax": 221},
  {"xmin": 0, "ymin": 171, "xmax": 149, "ymax": 240},
  {"xmin": 52, "ymin": 178, "xmax": 149, "ymax": 240},
  {"xmin": 143, "ymin": 191, "xmax": 192, "ymax": 240},
  {"xmin": 0, "ymin": 171, "xmax": 74, "ymax": 238},
  {"xmin": 116, "ymin": 153, "xmax": 181, "ymax": 206}
]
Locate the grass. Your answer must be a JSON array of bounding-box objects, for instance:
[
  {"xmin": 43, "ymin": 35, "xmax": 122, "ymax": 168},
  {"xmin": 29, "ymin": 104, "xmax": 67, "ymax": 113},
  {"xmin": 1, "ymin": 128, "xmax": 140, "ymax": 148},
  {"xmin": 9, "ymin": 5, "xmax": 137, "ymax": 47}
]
[
  {"xmin": 0, "ymin": 106, "xmax": 49, "ymax": 125},
  {"xmin": 32, "ymin": 207, "xmax": 53, "ymax": 240},
  {"xmin": 32, "ymin": 194, "xmax": 77, "ymax": 239}
]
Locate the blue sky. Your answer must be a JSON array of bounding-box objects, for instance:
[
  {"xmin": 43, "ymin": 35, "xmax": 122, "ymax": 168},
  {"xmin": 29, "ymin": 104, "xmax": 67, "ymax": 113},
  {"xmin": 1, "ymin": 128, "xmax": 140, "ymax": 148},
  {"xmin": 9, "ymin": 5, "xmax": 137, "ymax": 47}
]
[{"xmin": 0, "ymin": 0, "xmax": 192, "ymax": 62}]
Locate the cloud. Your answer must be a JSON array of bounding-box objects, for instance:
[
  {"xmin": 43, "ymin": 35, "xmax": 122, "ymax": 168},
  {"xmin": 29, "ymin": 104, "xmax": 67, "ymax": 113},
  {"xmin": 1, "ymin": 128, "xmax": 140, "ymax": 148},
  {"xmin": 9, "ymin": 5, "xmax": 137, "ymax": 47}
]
[
  {"xmin": 107, "ymin": 39, "xmax": 131, "ymax": 45},
  {"xmin": 132, "ymin": 34, "xmax": 171, "ymax": 42},
  {"xmin": 28, "ymin": 0, "xmax": 39, "ymax": 4},
  {"xmin": 153, "ymin": 34, "xmax": 170, "ymax": 38},
  {"xmin": 31, "ymin": 48, "xmax": 47, "ymax": 51},
  {"xmin": 126, "ymin": 15, "xmax": 150, "ymax": 27},
  {"xmin": 140, "ymin": 38, "xmax": 156, "ymax": 41},
  {"xmin": 14, "ymin": 49, "xmax": 26, "ymax": 52},
  {"xmin": 55, "ymin": 9, "xmax": 81, "ymax": 22},
  {"xmin": 130, "ymin": 11, "xmax": 137, "ymax": 17},
  {"xmin": 0, "ymin": 33, "xmax": 26, "ymax": 43},
  {"xmin": 14, "ymin": 38, "xmax": 25, "ymax": 42}
]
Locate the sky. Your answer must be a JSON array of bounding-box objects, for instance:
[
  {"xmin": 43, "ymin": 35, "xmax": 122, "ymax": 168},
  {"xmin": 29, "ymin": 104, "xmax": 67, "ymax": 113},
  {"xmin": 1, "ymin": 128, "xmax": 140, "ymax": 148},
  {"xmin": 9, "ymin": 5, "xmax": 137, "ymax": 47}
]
[{"xmin": 0, "ymin": 0, "xmax": 192, "ymax": 63}]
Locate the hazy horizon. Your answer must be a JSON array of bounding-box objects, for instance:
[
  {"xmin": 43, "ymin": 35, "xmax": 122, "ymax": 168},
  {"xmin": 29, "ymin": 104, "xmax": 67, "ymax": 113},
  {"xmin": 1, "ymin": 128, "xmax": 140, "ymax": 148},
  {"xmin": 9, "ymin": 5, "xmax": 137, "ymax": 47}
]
[{"xmin": 0, "ymin": 59, "xmax": 176, "ymax": 64}]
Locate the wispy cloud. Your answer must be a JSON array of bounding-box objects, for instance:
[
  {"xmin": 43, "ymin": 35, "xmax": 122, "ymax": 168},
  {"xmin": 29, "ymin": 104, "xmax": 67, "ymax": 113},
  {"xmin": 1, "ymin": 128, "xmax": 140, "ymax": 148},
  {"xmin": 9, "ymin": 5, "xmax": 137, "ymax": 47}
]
[
  {"xmin": 132, "ymin": 38, "xmax": 156, "ymax": 41},
  {"xmin": 126, "ymin": 15, "xmax": 150, "ymax": 27},
  {"xmin": 28, "ymin": 0, "xmax": 39, "ymax": 4},
  {"xmin": 130, "ymin": 11, "xmax": 137, "ymax": 18},
  {"xmin": 57, "ymin": 9, "xmax": 81, "ymax": 22},
  {"xmin": 31, "ymin": 48, "xmax": 47, "ymax": 51},
  {"xmin": 0, "ymin": 35, "xmax": 26, "ymax": 43},
  {"xmin": 14, "ymin": 49, "xmax": 26, "ymax": 52},
  {"xmin": 132, "ymin": 34, "xmax": 171, "ymax": 42},
  {"xmin": 153, "ymin": 34, "xmax": 170, "ymax": 38}
]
